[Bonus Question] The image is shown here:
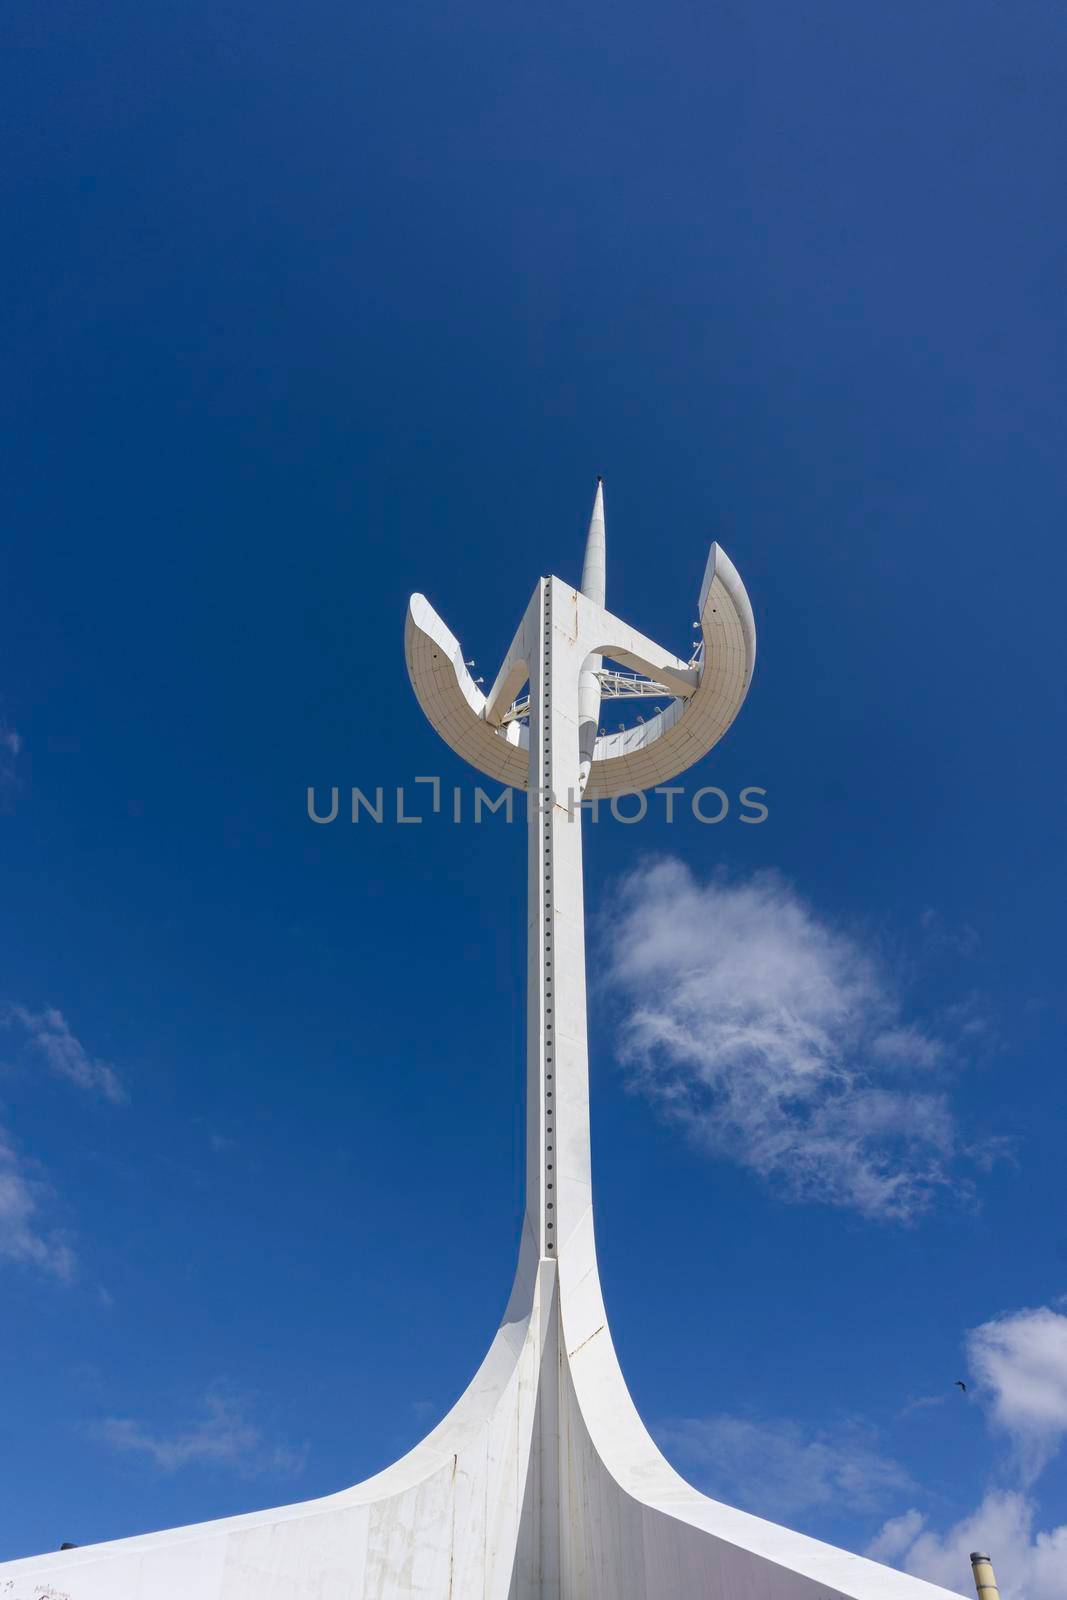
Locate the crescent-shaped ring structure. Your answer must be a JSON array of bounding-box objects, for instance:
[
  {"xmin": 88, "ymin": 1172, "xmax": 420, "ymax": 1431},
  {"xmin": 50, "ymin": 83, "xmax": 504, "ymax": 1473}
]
[{"xmin": 404, "ymin": 540, "xmax": 755, "ymax": 801}]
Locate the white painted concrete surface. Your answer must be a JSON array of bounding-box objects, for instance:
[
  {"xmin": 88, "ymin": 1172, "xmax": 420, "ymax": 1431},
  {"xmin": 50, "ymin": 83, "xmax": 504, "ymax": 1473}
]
[{"xmin": 0, "ymin": 488, "xmax": 965, "ymax": 1600}]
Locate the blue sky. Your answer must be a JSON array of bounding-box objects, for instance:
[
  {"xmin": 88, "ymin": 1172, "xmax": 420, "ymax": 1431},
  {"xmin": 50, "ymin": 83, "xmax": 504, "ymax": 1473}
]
[{"xmin": 2, "ymin": 0, "xmax": 1066, "ymax": 1592}]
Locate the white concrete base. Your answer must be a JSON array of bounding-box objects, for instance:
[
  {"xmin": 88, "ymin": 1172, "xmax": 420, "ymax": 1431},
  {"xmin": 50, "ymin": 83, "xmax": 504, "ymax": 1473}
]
[{"xmin": 0, "ymin": 1218, "xmax": 960, "ymax": 1600}]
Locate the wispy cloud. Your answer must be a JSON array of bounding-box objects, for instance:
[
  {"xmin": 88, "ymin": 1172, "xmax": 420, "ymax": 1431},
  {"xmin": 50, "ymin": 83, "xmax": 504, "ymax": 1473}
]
[
  {"xmin": 866, "ymin": 1507, "xmax": 927, "ymax": 1562},
  {"xmin": 602, "ymin": 861, "xmax": 973, "ymax": 1222},
  {"xmin": 0, "ymin": 1129, "xmax": 76, "ymax": 1282},
  {"xmin": 95, "ymin": 1387, "xmax": 307, "ymax": 1477},
  {"xmin": 0, "ymin": 1005, "xmax": 125, "ymax": 1283},
  {"xmin": 919, "ymin": 907, "xmax": 981, "ymax": 959},
  {"xmin": 869, "ymin": 1491, "xmax": 1067, "ymax": 1600},
  {"xmin": 0, "ymin": 721, "xmax": 21, "ymax": 799},
  {"xmin": 897, "ymin": 1392, "xmax": 949, "ymax": 1418},
  {"xmin": 657, "ymin": 1413, "xmax": 913, "ymax": 1521},
  {"xmin": 6, "ymin": 1005, "xmax": 127, "ymax": 1104},
  {"xmin": 966, "ymin": 1305, "xmax": 1067, "ymax": 1484}
]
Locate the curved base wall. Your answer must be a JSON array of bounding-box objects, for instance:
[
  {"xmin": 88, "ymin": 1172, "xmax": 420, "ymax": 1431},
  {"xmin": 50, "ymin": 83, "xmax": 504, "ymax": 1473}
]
[{"xmin": 0, "ymin": 1229, "xmax": 961, "ymax": 1600}]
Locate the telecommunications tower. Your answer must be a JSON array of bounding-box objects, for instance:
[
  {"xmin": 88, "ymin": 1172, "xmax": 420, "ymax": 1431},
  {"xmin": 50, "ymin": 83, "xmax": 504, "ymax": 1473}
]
[{"xmin": 0, "ymin": 485, "xmax": 963, "ymax": 1600}]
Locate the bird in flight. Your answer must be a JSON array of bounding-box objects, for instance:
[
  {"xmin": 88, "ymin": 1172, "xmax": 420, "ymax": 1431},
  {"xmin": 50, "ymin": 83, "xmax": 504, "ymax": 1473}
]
[{"xmin": 955, "ymin": 1380, "xmax": 967, "ymax": 1392}]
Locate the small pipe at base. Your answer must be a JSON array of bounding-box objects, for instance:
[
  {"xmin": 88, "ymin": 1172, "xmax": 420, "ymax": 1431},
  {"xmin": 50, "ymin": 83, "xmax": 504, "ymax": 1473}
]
[{"xmin": 970, "ymin": 1552, "xmax": 1000, "ymax": 1600}]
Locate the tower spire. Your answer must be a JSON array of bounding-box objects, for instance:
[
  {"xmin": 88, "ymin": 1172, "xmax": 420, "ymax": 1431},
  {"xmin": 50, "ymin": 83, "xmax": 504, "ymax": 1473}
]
[
  {"xmin": 577, "ymin": 478, "xmax": 605, "ymax": 791},
  {"xmin": 579, "ymin": 476, "xmax": 606, "ymax": 605}
]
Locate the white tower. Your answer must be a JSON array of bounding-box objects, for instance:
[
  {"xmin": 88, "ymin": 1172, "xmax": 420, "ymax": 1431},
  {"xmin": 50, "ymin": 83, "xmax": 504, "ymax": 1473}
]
[{"xmin": 0, "ymin": 487, "xmax": 963, "ymax": 1600}]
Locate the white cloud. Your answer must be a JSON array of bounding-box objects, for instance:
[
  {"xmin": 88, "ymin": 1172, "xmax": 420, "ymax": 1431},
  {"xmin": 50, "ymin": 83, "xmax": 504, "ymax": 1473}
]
[
  {"xmin": 869, "ymin": 1027, "xmax": 945, "ymax": 1070},
  {"xmin": 0, "ymin": 1004, "xmax": 125, "ymax": 1284},
  {"xmin": 871, "ymin": 1491, "xmax": 1067, "ymax": 1600},
  {"xmin": 656, "ymin": 1413, "xmax": 913, "ymax": 1521},
  {"xmin": 602, "ymin": 861, "xmax": 965, "ymax": 1221},
  {"xmin": 7, "ymin": 1005, "xmax": 126, "ymax": 1104},
  {"xmin": 967, "ymin": 1307, "xmax": 1067, "ymax": 1483},
  {"xmin": 96, "ymin": 1387, "xmax": 307, "ymax": 1477},
  {"xmin": 866, "ymin": 1507, "xmax": 927, "ymax": 1562},
  {"xmin": 0, "ymin": 1129, "xmax": 76, "ymax": 1281}
]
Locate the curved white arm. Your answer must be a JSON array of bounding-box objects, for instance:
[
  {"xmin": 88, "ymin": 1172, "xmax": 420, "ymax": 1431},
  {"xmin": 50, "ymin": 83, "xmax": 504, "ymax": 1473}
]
[{"xmin": 404, "ymin": 544, "xmax": 756, "ymax": 801}]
